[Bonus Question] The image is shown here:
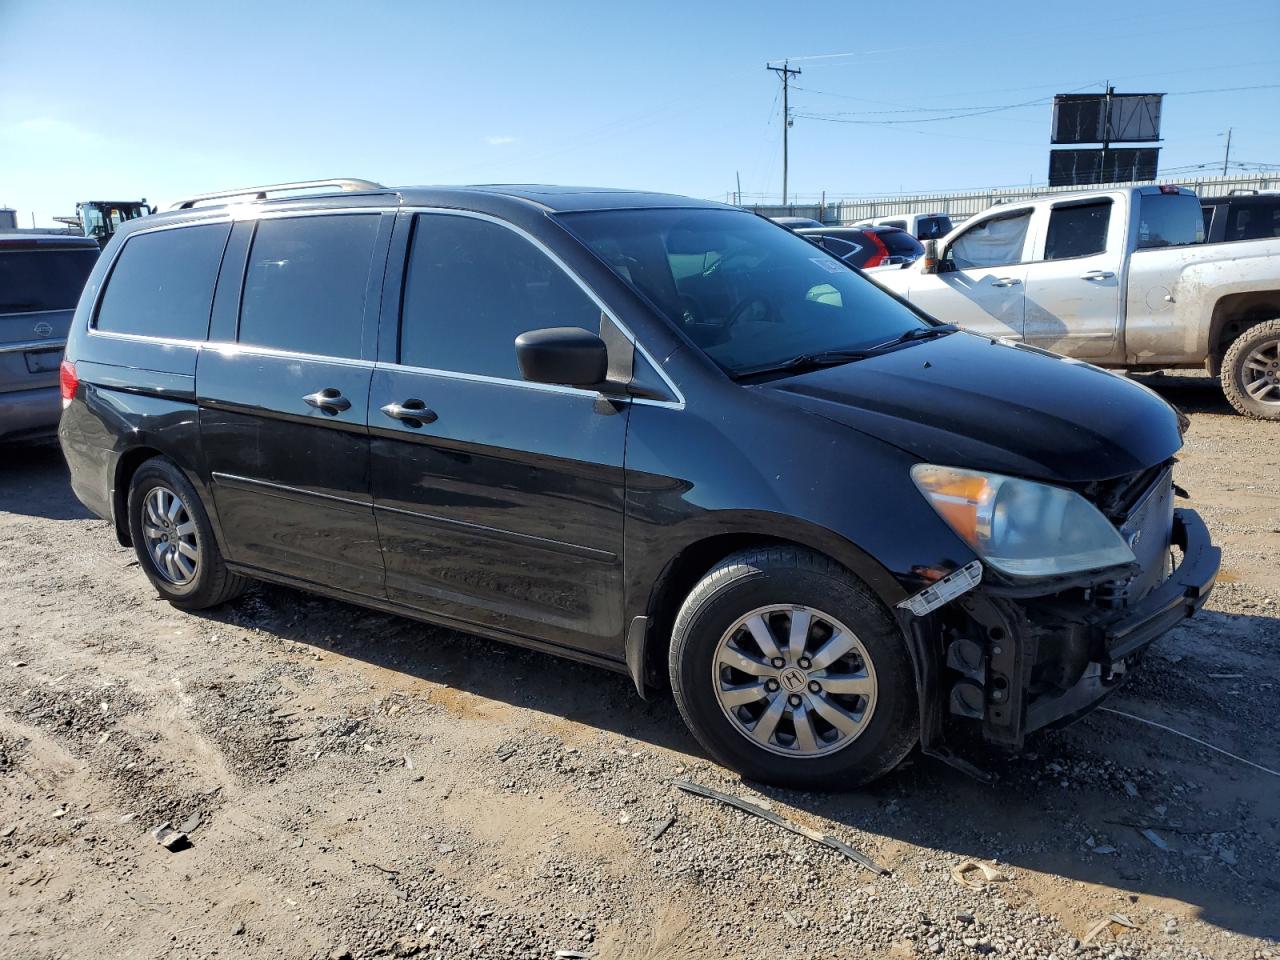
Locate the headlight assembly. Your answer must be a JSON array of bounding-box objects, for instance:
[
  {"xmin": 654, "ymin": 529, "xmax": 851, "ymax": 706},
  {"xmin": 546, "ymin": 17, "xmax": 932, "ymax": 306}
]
[{"xmin": 910, "ymin": 464, "xmax": 1136, "ymax": 578}]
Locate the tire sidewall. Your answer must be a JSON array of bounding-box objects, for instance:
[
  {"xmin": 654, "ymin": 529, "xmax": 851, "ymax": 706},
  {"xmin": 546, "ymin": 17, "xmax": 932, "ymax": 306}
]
[
  {"xmin": 1223, "ymin": 319, "xmax": 1280, "ymax": 421},
  {"xmin": 127, "ymin": 460, "xmax": 216, "ymax": 603},
  {"xmin": 671, "ymin": 557, "xmax": 918, "ymax": 788}
]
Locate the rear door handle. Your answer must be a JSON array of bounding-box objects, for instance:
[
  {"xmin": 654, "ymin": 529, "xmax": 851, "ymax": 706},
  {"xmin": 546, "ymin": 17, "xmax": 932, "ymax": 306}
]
[
  {"xmin": 303, "ymin": 388, "xmax": 351, "ymax": 413},
  {"xmin": 990, "ymin": 277, "xmax": 1022, "ymax": 288},
  {"xmin": 1080, "ymin": 270, "xmax": 1115, "ymax": 281},
  {"xmin": 381, "ymin": 398, "xmax": 437, "ymax": 426}
]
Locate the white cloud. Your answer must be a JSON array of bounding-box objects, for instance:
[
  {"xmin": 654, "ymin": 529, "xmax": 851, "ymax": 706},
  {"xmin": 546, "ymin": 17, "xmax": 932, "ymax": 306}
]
[{"xmin": 485, "ymin": 135, "xmax": 518, "ymax": 146}]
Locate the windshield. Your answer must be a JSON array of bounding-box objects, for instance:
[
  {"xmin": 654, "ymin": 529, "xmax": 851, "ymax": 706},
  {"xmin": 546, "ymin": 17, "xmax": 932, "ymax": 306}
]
[
  {"xmin": 560, "ymin": 208, "xmax": 927, "ymax": 376},
  {"xmin": 0, "ymin": 249, "xmax": 98, "ymax": 313}
]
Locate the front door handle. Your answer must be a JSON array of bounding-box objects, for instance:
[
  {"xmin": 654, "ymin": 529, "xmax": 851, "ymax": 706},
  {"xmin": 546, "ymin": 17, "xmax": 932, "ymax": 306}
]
[
  {"xmin": 990, "ymin": 277, "xmax": 1022, "ymax": 288},
  {"xmin": 381, "ymin": 398, "xmax": 437, "ymax": 426},
  {"xmin": 303, "ymin": 388, "xmax": 351, "ymax": 413},
  {"xmin": 1080, "ymin": 270, "xmax": 1115, "ymax": 281}
]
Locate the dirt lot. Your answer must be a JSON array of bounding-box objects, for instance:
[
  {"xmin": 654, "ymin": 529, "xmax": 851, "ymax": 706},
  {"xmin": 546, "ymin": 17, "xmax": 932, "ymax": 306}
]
[{"xmin": 1, "ymin": 374, "xmax": 1277, "ymax": 960}]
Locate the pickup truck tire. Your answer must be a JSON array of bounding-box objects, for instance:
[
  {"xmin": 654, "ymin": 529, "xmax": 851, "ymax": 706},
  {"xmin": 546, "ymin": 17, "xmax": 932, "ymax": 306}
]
[
  {"xmin": 1221, "ymin": 319, "xmax": 1280, "ymax": 420},
  {"xmin": 668, "ymin": 546, "xmax": 918, "ymax": 790}
]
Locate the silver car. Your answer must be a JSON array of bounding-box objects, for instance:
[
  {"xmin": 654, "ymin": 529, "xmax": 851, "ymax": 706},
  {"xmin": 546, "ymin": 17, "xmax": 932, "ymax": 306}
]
[{"xmin": 0, "ymin": 234, "xmax": 99, "ymax": 442}]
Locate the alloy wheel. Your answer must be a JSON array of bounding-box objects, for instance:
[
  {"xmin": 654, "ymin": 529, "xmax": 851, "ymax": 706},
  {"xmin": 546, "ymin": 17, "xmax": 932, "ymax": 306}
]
[
  {"xmin": 1242, "ymin": 338, "xmax": 1280, "ymax": 405},
  {"xmin": 141, "ymin": 486, "xmax": 200, "ymax": 585},
  {"xmin": 712, "ymin": 604, "xmax": 878, "ymax": 758}
]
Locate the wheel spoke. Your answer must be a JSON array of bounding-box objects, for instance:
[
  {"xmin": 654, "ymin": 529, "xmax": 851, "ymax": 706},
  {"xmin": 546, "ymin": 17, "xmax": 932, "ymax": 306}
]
[
  {"xmin": 143, "ymin": 524, "xmax": 164, "ymax": 541},
  {"xmin": 1246, "ymin": 376, "xmax": 1275, "ymax": 400},
  {"xmin": 151, "ymin": 542, "xmax": 167, "ymax": 569},
  {"xmin": 787, "ymin": 609, "xmax": 811, "ymax": 662},
  {"xmin": 792, "ymin": 701, "xmax": 819, "ymax": 753},
  {"xmin": 145, "ymin": 498, "xmax": 164, "ymax": 527},
  {"xmin": 808, "ymin": 692, "xmax": 864, "ymax": 735},
  {"xmin": 818, "ymin": 668, "xmax": 875, "ymax": 697},
  {"xmin": 809, "ymin": 630, "xmax": 855, "ymax": 670},
  {"xmin": 174, "ymin": 551, "xmax": 196, "ymax": 579},
  {"xmin": 175, "ymin": 520, "xmax": 196, "ymax": 537},
  {"xmin": 164, "ymin": 549, "xmax": 181, "ymax": 581},
  {"xmin": 750, "ymin": 695, "xmax": 786, "ymax": 745},
  {"xmin": 744, "ymin": 615, "xmax": 783, "ymax": 661},
  {"xmin": 166, "ymin": 494, "xmax": 182, "ymax": 523},
  {"xmin": 718, "ymin": 646, "xmax": 773, "ymax": 677},
  {"xmin": 176, "ymin": 540, "xmax": 198, "ymax": 561},
  {"xmin": 719, "ymin": 682, "xmax": 770, "ymax": 708}
]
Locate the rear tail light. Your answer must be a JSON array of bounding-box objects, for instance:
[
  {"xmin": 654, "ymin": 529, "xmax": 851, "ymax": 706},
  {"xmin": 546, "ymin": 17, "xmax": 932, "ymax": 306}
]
[
  {"xmin": 59, "ymin": 359, "xmax": 79, "ymax": 406},
  {"xmin": 860, "ymin": 230, "xmax": 891, "ymax": 269}
]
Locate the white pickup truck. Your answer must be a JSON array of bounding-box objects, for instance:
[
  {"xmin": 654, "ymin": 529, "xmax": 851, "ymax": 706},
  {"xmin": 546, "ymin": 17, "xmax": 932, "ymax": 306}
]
[{"xmin": 873, "ymin": 185, "xmax": 1280, "ymax": 419}]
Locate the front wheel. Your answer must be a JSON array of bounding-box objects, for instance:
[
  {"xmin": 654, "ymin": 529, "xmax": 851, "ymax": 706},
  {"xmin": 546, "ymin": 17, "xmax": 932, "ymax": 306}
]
[
  {"xmin": 1221, "ymin": 318, "xmax": 1280, "ymax": 420},
  {"xmin": 668, "ymin": 547, "xmax": 918, "ymax": 789},
  {"xmin": 127, "ymin": 457, "xmax": 249, "ymax": 609}
]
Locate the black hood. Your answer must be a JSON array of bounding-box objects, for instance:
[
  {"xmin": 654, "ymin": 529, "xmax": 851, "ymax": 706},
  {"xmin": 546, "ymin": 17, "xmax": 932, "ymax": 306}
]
[{"xmin": 759, "ymin": 331, "xmax": 1183, "ymax": 483}]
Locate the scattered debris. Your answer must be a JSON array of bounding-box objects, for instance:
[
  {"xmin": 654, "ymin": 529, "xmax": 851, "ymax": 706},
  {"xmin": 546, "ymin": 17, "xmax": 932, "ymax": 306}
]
[
  {"xmin": 179, "ymin": 812, "xmax": 202, "ymax": 834},
  {"xmin": 150, "ymin": 823, "xmax": 191, "ymax": 852},
  {"xmin": 1092, "ymin": 845, "xmax": 1117, "ymax": 855},
  {"xmin": 554, "ymin": 951, "xmax": 590, "ymax": 959},
  {"xmin": 647, "ymin": 815, "xmax": 676, "ymax": 845},
  {"xmin": 949, "ymin": 860, "xmax": 1009, "ymax": 890},
  {"xmin": 1208, "ymin": 673, "xmax": 1244, "ymax": 679},
  {"xmin": 1140, "ymin": 828, "xmax": 1170, "ymax": 851},
  {"xmin": 1082, "ymin": 914, "xmax": 1138, "ymax": 946},
  {"xmin": 673, "ymin": 779, "xmax": 887, "ymax": 876},
  {"xmin": 232, "ymin": 920, "xmax": 246, "ymax": 936},
  {"xmin": 1122, "ymin": 781, "xmax": 1139, "ymax": 797},
  {"xmin": 782, "ymin": 909, "xmax": 802, "ymax": 929},
  {"xmin": 1097, "ymin": 707, "xmax": 1280, "ymax": 778}
]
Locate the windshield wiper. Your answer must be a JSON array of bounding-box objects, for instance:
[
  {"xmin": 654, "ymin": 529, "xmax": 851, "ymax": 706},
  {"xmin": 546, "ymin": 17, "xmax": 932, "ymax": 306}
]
[
  {"xmin": 869, "ymin": 323, "xmax": 959, "ymax": 350},
  {"xmin": 737, "ymin": 347, "xmax": 878, "ymax": 378}
]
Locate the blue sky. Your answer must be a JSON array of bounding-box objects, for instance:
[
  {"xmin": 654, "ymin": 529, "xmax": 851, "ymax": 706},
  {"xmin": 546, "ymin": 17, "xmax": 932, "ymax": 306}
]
[{"xmin": 2, "ymin": 0, "xmax": 1277, "ymax": 226}]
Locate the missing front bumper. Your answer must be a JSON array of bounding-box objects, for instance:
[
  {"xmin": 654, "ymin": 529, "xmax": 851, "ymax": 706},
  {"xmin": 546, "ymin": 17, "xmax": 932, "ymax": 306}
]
[{"xmin": 898, "ymin": 508, "xmax": 1219, "ymax": 763}]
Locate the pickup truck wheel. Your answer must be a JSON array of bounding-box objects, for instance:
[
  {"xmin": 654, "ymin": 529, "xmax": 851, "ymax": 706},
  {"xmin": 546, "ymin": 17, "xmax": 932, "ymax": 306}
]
[
  {"xmin": 668, "ymin": 547, "xmax": 918, "ymax": 790},
  {"xmin": 127, "ymin": 458, "xmax": 250, "ymax": 609},
  {"xmin": 1222, "ymin": 319, "xmax": 1280, "ymax": 420}
]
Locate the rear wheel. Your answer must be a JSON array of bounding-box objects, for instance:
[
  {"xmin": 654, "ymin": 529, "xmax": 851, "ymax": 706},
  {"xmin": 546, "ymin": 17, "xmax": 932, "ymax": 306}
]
[
  {"xmin": 127, "ymin": 458, "xmax": 249, "ymax": 609},
  {"xmin": 668, "ymin": 547, "xmax": 918, "ymax": 789},
  {"xmin": 1221, "ymin": 318, "xmax": 1280, "ymax": 420}
]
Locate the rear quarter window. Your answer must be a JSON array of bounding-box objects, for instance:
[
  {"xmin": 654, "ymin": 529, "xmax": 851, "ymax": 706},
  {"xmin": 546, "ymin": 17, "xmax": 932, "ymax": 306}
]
[{"xmin": 95, "ymin": 223, "xmax": 231, "ymax": 340}]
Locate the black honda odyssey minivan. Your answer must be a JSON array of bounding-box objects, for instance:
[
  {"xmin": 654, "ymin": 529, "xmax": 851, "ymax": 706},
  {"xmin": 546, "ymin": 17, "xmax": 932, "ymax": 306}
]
[{"xmin": 59, "ymin": 180, "xmax": 1219, "ymax": 787}]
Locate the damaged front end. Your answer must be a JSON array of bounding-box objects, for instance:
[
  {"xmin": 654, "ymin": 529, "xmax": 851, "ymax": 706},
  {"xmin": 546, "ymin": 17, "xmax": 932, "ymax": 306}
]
[{"xmin": 896, "ymin": 463, "xmax": 1220, "ymax": 777}]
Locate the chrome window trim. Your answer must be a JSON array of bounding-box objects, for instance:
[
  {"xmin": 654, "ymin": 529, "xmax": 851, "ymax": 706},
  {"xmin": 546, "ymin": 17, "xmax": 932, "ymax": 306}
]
[
  {"xmin": 0, "ymin": 309, "xmax": 76, "ymax": 318},
  {"xmin": 203, "ymin": 340, "xmax": 376, "ymax": 369},
  {"xmin": 398, "ymin": 206, "xmax": 685, "ymax": 409},
  {"xmin": 0, "ymin": 338, "xmax": 67, "ymax": 355}
]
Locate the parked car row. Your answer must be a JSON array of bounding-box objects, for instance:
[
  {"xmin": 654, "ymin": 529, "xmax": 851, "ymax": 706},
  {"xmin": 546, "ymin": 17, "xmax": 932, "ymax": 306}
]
[{"xmin": 54, "ymin": 179, "xmax": 1220, "ymax": 788}]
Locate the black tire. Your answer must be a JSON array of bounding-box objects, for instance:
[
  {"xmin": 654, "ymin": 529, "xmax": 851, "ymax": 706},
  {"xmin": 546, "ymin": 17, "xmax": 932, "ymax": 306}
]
[
  {"xmin": 1221, "ymin": 318, "xmax": 1280, "ymax": 421},
  {"xmin": 668, "ymin": 547, "xmax": 918, "ymax": 790},
  {"xmin": 127, "ymin": 458, "xmax": 249, "ymax": 610}
]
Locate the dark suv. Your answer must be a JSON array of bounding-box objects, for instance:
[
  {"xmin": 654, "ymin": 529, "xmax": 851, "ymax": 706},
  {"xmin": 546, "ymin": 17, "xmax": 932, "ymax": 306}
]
[
  {"xmin": 1200, "ymin": 191, "xmax": 1280, "ymax": 244},
  {"xmin": 59, "ymin": 179, "xmax": 1220, "ymax": 788}
]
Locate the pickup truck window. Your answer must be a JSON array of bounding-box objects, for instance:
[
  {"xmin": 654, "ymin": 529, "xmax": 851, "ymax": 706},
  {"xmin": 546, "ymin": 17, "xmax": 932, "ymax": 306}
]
[
  {"xmin": 1045, "ymin": 201, "xmax": 1111, "ymax": 260},
  {"xmin": 1136, "ymin": 193, "xmax": 1204, "ymax": 249},
  {"xmin": 949, "ymin": 211, "xmax": 1032, "ymax": 269}
]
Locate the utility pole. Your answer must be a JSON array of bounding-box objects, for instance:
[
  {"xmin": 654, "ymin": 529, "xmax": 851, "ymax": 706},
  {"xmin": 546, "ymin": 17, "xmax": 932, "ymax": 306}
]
[
  {"xmin": 1222, "ymin": 127, "xmax": 1233, "ymax": 176},
  {"xmin": 1101, "ymin": 83, "xmax": 1114, "ymax": 184},
  {"xmin": 767, "ymin": 60, "xmax": 801, "ymax": 205}
]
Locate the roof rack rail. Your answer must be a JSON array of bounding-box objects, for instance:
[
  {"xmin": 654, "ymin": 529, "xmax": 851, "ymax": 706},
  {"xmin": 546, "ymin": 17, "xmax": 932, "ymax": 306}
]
[{"xmin": 168, "ymin": 178, "xmax": 386, "ymax": 210}]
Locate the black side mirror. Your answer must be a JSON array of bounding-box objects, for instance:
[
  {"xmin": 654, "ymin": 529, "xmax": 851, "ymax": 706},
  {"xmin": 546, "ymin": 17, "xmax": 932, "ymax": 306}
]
[{"xmin": 515, "ymin": 327, "xmax": 608, "ymax": 388}]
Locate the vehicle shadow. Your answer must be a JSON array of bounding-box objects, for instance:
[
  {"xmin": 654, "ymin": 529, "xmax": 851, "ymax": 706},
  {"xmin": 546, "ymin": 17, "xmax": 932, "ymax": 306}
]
[
  {"xmin": 1129, "ymin": 371, "xmax": 1234, "ymax": 416},
  {"xmin": 201, "ymin": 579, "xmax": 1280, "ymax": 942},
  {"xmin": 0, "ymin": 440, "xmax": 94, "ymax": 521}
]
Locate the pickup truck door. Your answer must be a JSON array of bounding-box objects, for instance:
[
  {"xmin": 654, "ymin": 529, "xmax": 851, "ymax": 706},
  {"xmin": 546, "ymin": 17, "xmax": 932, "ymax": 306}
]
[
  {"xmin": 1022, "ymin": 197, "xmax": 1124, "ymax": 359},
  {"xmin": 905, "ymin": 208, "xmax": 1034, "ymax": 340}
]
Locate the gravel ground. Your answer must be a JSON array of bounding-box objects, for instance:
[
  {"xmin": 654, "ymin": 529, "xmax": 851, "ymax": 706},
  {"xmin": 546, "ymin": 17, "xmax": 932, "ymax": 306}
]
[{"xmin": 1, "ymin": 373, "xmax": 1277, "ymax": 960}]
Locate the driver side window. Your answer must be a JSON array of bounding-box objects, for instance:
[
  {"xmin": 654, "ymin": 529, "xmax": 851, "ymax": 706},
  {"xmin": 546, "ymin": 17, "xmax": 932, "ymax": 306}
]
[{"xmin": 948, "ymin": 210, "xmax": 1033, "ymax": 270}]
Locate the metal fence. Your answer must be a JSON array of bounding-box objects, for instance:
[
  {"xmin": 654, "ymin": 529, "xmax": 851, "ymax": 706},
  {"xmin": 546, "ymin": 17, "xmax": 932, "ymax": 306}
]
[{"xmin": 744, "ymin": 174, "xmax": 1279, "ymax": 226}]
